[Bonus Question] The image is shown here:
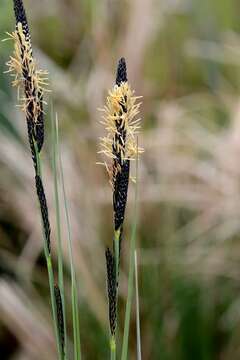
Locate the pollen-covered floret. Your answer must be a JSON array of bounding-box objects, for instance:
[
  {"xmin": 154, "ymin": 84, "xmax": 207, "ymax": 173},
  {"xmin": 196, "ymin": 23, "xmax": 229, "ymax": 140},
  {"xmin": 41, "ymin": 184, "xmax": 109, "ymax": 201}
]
[
  {"xmin": 5, "ymin": 22, "xmax": 48, "ymax": 123},
  {"xmin": 99, "ymin": 81, "xmax": 142, "ymax": 184}
]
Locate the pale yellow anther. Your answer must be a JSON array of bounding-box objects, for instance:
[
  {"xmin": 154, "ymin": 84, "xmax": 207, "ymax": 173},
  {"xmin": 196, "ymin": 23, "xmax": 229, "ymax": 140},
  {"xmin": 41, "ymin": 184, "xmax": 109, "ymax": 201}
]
[
  {"xmin": 98, "ymin": 81, "xmax": 143, "ymax": 185},
  {"xmin": 5, "ymin": 22, "xmax": 49, "ymax": 123}
]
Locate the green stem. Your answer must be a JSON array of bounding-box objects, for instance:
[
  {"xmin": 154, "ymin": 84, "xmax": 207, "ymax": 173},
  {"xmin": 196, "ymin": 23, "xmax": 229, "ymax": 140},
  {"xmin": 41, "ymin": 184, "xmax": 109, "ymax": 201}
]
[
  {"xmin": 46, "ymin": 253, "xmax": 63, "ymax": 360},
  {"xmin": 121, "ymin": 148, "xmax": 139, "ymax": 360},
  {"xmin": 52, "ymin": 114, "xmax": 67, "ymax": 358},
  {"xmin": 59, "ymin": 140, "xmax": 82, "ymax": 360},
  {"xmin": 34, "ymin": 142, "xmax": 62, "ymax": 359},
  {"xmin": 135, "ymin": 250, "xmax": 142, "ymax": 360},
  {"xmin": 110, "ymin": 336, "xmax": 117, "ymax": 360}
]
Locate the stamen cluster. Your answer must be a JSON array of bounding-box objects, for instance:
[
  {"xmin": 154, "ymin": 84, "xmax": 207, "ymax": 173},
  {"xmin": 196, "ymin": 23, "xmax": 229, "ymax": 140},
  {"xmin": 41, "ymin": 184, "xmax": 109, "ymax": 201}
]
[
  {"xmin": 6, "ymin": 18, "xmax": 48, "ymax": 152},
  {"xmin": 99, "ymin": 58, "xmax": 142, "ymax": 231},
  {"xmin": 100, "ymin": 58, "xmax": 143, "ymax": 340},
  {"xmin": 99, "ymin": 76, "xmax": 142, "ymax": 186}
]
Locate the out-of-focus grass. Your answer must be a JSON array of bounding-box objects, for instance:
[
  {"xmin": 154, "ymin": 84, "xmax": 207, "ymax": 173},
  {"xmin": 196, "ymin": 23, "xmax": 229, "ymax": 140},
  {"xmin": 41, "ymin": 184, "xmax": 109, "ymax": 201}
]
[{"xmin": 1, "ymin": 0, "xmax": 240, "ymax": 359}]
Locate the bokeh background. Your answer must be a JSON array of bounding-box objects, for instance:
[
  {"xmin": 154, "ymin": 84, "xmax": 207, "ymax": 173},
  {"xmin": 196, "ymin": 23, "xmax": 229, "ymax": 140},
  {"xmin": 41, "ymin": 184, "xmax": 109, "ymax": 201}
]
[{"xmin": 1, "ymin": 0, "xmax": 240, "ymax": 359}]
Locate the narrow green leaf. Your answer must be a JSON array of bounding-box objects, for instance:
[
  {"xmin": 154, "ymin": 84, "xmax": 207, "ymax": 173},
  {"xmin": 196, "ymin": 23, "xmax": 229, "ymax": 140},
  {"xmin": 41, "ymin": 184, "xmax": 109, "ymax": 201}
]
[
  {"xmin": 121, "ymin": 140, "xmax": 139, "ymax": 360},
  {"xmin": 135, "ymin": 250, "xmax": 142, "ymax": 360},
  {"xmin": 52, "ymin": 112, "xmax": 67, "ymax": 358},
  {"xmin": 58, "ymin": 125, "xmax": 82, "ymax": 360}
]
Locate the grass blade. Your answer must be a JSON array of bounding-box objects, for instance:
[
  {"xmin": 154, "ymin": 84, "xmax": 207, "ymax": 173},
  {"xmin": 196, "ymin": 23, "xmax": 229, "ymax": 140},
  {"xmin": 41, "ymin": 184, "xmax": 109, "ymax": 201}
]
[
  {"xmin": 52, "ymin": 112, "xmax": 67, "ymax": 358},
  {"xmin": 34, "ymin": 142, "xmax": 62, "ymax": 360},
  {"xmin": 135, "ymin": 250, "xmax": 142, "ymax": 360},
  {"xmin": 57, "ymin": 121, "xmax": 82, "ymax": 360},
  {"xmin": 121, "ymin": 140, "xmax": 139, "ymax": 360}
]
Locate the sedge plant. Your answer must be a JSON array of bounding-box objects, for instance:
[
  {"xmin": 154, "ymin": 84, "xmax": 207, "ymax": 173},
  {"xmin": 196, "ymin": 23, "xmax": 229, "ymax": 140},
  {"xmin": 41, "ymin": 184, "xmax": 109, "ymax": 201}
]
[
  {"xmin": 5, "ymin": 1, "xmax": 67, "ymax": 359},
  {"xmin": 99, "ymin": 58, "xmax": 142, "ymax": 359},
  {"xmin": 5, "ymin": 1, "xmax": 143, "ymax": 359}
]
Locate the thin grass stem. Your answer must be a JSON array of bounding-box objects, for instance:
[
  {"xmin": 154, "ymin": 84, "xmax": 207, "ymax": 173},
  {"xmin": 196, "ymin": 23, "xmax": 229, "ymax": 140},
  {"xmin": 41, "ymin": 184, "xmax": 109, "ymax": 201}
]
[
  {"xmin": 34, "ymin": 142, "xmax": 62, "ymax": 360},
  {"xmin": 58, "ymin": 130, "xmax": 82, "ymax": 360},
  {"xmin": 52, "ymin": 113, "xmax": 67, "ymax": 358},
  {"xmin": 134, "ymin": 250, "xmax": 142, "ymax": 360},
  {"xmin": 110, "ymin": 336, "xmax": 117, "ymax": 360},
  {"xmin": 47, "ymin": 254, "xmax": 63, "ymax": 360},
  {"xmin": 121, "ymin": 140, "xmax": 139, "ymax": 360}
]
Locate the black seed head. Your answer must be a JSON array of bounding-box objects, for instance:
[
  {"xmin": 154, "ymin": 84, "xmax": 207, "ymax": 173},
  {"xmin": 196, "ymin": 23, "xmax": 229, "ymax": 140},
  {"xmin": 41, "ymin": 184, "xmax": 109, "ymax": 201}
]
[
  {"xmin": 105, "ymin": 248, "xmax": 117, "ymax": 336},
  {"xmin": 113, "ymin": 159, "xmax": 130, "ymax": 231},
  {"xmin": 35, "ymin": 175, "xmax": 51, "ymax": 254},
  {"xmin": 13, "ymin": 0, "xmax": 29, "ymax": 33},
  {"xmin": 116, "ymin": 57, "xmax": 127, "ymax": 86},
  {"xmin": 54, "ymin": 285, "xmax": 65, "ymax": 355}
]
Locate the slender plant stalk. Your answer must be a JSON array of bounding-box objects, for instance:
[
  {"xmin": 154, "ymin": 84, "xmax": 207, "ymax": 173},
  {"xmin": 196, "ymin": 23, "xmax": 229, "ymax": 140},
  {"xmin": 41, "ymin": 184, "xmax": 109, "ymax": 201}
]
[
  {"xmin": 47, "ymin": 256, "xmax": 62, "ymax": 360},
  {"xmin": 52, "ymin": 113, "xmax": 67, "ymax": 358},
  {"xmin": 5, "ymin": 2, "xmax": 64, "ymax": 357},
  {"xmin": 121, "ymin": 143, "xmax": 139, "ymax": 360},
  {"xmin": 99, "ymin": 58, "xmax": 142, "ymax": 360},
  {"xmin": 57, "ymin": 121, "xmax": 82, "ymax": 360},
  {"xmin": 134, "ymin": 250, "xmax": 142, "ymax": 360},
  {"xmin": 110, "ymin": 337, "xmax": 117, "ymax": 360},
  {"xmin": 34, "ymin": 143, "xmax": 63, "ymax": 360},
  {"xmin": 111, "ymin": 227, "xmax": 120, "ymax": 359}
]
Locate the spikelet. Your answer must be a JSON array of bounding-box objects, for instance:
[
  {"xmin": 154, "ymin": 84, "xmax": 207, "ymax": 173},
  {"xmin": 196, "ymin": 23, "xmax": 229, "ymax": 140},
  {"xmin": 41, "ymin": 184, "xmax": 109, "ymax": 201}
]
[
  {"xmin": 99, "ymin": 69, "xmax": 142, "ymax": 171},
  {"xmin": 35, "ymin": 175, "xmax": 51, "ymax": 254},
  {"xmin": 5, "ymin": 0, "xmax": 52, "ymax": 256},
  {"xmin": 99, "ymin": 58, "xmax": 143, "ymax": 230},
  {"xmin": 105, "ymin": 247, "xmax": 117, "ymax": 337},
  {"xmin": 5, "ymin": 0, "xmax": 48, "ymax": 152}
]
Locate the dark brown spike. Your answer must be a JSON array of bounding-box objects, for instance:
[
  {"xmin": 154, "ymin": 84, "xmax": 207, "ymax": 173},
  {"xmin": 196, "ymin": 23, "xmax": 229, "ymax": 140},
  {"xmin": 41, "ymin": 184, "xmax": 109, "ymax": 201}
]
[
  {"xmin": 35, "ymin": 175, "xmax": 51, "ymax": 254},
  {"xmin": 113, "ymin": 160, "xmax": 130, "ymax": 231},
  {"xmin": 105, "ymin": 248, "xmax": 117, "ymax": 336},
  {"xmin": 13, "ymin": 0, "xmax": 27, "ymax": 25},
  {"xmin": 13, "ymin": 0, "xmax": 45, "ymax": 152},
  {"xmin": 54, "ymin": 285, "xmax": 65, "ymax": 355},
  {"xmin": 116, "ymin": 57, "xmax": 127, "ymax": 86},
  {"xmin": 13, "ymin": 0, "xmax": 30, "ymax": 39},
  {"xmin": 112, "ymin": 60, "xmax": 130, "ymax": 231}
]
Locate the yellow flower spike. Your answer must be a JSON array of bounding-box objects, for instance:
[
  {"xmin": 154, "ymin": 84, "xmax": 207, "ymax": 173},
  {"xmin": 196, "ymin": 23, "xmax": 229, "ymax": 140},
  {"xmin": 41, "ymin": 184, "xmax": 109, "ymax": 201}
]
[
  {"xmin": 99, "ymin": 81, "xmax": 143, "ymax": 184},
  {"xmin": 99, "ymin": 57, "xmax": 143, "ymax": 231},
  {"xmin": 6, "ymin": 22, "xmax": 49, "ymax": 125}
]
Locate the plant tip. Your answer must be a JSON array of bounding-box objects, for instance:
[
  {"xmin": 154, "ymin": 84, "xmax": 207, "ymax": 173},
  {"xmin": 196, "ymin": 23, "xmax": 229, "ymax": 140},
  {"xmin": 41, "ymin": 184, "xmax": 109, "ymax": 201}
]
[{"xmin": 116, "ymin": 57, "xmax": 127, "ymax": 86}]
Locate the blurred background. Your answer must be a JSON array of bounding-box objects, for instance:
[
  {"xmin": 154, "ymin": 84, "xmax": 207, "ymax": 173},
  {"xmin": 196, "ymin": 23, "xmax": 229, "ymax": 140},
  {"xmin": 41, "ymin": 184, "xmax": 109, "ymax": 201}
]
[{"xmin": 1, "ymin": 0, "xmax": 240, "ymax": 358}]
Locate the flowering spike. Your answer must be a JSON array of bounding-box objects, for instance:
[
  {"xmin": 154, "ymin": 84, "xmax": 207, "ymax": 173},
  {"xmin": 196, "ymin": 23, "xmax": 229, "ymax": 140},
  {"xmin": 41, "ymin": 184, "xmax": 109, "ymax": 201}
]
[
  {"xmin": 5, "ymin": 1, "xmax": 52, "ymax": 255},
  {"xmin": 100, "ymin": 59, "xmax": 143, "ymax": 352},
  {"xmin": 6, "ymin": 0, "xmax": 48, "ymax": 152},
  {"xmin": 99, "ymin": 58, "xmax": 143, "ymax": 231}
]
